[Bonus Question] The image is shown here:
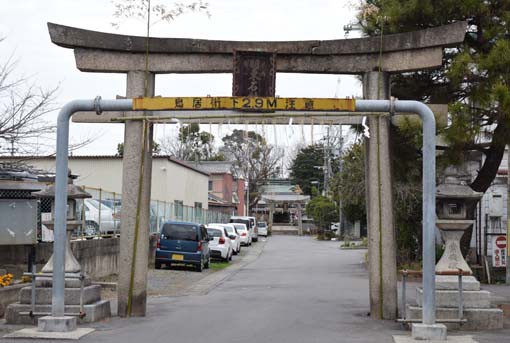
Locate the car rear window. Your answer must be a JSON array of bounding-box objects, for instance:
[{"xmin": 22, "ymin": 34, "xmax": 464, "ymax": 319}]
[
  {"xmin": 233, "ymin": 224, "xmax": 246, "ymax": 231},
  {"xmin": 207, "ymin": 228, "xmax": 222, "ymax": 237},
  {"xmin": 161, "ymin": 224, "xmax": 198, "ymax": 241},
  {"xmin": 257, "ymin": 222, "xmax": 267, "ymax": 227},
  {"xmin": 230, "ymin": 219, "xmax": 250, "ymax": 228}
]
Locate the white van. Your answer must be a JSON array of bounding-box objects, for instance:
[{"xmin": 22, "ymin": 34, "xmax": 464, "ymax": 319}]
[{"xmin": 230, "ymin": 216, "xmax": 258, "ymax": 242}]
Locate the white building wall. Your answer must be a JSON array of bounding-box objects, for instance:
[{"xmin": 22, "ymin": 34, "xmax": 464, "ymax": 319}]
[
  {"xmin": 5, "ymin": 157, "xmax": 208, "ymax": 209},
  {"xmin": 469, "ymin": 148, "xmax": 508, "ymax": 258}
]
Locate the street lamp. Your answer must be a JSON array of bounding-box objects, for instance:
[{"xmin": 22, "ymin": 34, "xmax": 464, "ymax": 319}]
[{"xmin": 310, "ymin": 180, "xmax": 320, "ymax": 195}]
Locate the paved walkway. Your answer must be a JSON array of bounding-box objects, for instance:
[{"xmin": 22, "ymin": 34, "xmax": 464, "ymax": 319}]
[{"xmin": 2, "ymin": 236, "xmax": 510, "ymax": 342}]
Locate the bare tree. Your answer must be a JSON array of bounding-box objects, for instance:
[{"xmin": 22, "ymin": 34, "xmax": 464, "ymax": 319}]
[
  {"xmin": 111, "ymin": 0, "xmax": 210, "ymax": 29},
  {"xmin": 0, "ymin": 39, "xmax": 58, "ymax": 155},
  {"xmin": 221, "ymin": 129, "xmax": 283, "ymax": 208},
  {"xmin": 159, "ymin": 123, "xmax": 220, "ymax": 161}
]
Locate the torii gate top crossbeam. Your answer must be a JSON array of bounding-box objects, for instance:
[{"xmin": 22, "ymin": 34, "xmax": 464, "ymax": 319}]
[{"xmin": 47, "ymin": 22, "xmax": 467, "ymax": 74}]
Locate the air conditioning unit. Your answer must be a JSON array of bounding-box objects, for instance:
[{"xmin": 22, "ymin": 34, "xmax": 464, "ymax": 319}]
[{"xmin": 488, "ymin": 193, "xmax": 504, "ymax": 217}]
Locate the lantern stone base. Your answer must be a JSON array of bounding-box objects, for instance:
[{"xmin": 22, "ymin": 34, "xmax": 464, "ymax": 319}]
[
  {"xmin": 435, "ymin": 275, "xmax": 480, "ymax": 291},
  {"xmin": 406, "ymin": 305, "xmax": 504, "ymax": 331},
  {"xmin": 5, "ymin": 301, "xmax": 111, "ymax": 325},
  {"xmin": 407, "ymin": 287, "xmax": 504, "ymax": 330},
  {"xmin": 5, "ymin": 276, "xmax": 111, "ymax": 326}
]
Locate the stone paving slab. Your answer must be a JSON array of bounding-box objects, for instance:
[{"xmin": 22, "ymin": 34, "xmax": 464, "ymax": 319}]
[
  {"xmin": 393, "ymin": 335, "xmax": 478, "ymax": 342},
  {"xmin": 4, "ymin": 327, "xmax": 94, "ymax": 340}
]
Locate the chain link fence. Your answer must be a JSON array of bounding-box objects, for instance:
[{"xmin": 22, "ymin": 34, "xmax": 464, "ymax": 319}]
[{"xmin": 67, "ymin": 186, "xmax": 230, "ymax": 239}]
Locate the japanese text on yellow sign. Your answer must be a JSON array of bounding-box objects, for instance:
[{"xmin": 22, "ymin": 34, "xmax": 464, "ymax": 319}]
[{"xmin": 132, "ymin": 97, "xmax": 356, "ymax": 112}]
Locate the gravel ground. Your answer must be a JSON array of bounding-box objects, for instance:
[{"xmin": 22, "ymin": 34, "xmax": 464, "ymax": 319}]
[{"xmin": 98, "ymin": 242, "xmax": 260, "ymax": 300}]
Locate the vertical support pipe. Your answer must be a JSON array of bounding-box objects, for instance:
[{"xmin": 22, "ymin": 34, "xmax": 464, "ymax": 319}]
[
  {"xmin": 52, "ymin": 99, "xmax": 132, "ymax": 320},
  {"xmin": 458, "ymin": 272, "xmax": 463, "ymax": 320},
  {"xmin": 30, "ymin": 264, "xmax": 36, "ymax": 316},
  {"xmin": 401, "ymin": 272, "xmax": 407, "ymax": 320},
  {"xmin": 356, "ymin": 100, "xmax": 436, "ymax": 325}
]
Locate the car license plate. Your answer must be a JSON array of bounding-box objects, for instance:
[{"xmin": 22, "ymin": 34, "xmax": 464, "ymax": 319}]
[{"xmin": 172, "ymin": 254, "xmax": 184, "ymax": 261}]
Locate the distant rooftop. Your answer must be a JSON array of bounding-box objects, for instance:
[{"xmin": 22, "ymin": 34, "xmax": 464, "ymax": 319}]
[
  {"xmin": 0, "ymin": 155, "xmax": 209, "ymax": 177},
  {"xmin": 187, "ymin": 161, "xmax": 239, "ymax": 176}
]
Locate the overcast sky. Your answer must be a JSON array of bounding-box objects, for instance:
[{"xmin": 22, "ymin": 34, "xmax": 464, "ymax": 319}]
[{"xmin": 1, "ymin": 0, "xmax": 363, "ymax": 156}]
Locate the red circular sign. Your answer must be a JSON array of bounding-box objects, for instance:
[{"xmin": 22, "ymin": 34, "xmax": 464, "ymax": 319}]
[{"xmin": 495, "ymin": 236, "xmax": 507, "ymax": 249}]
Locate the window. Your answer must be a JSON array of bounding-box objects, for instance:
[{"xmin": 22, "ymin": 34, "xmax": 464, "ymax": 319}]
[
  {"xmin": 208, "ymin": 180, "xmax": 213, "ymax": 191},
  {"xmin": 161, "ymin": 223, "xmax": 198, "ymax": 241},
  {"xmin": 174, "ymin": 200, "xmax": 183, "ymax": 220},
  {"xmin": 195, "ymin": 202, "xmax": 203, "ymax": 222}
]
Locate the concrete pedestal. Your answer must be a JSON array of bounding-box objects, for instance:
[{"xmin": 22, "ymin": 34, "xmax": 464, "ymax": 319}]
[
  {"xmin": 38, "ymin": 315, "xmax": 76, "ymax": 332},
  {"xmin": 411, "ymin": 323, "xmax": 447, "ymax": 340}
]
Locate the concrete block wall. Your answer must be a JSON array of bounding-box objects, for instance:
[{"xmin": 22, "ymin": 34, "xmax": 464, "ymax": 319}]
[{"xmin": 0, "ymin": 238, "xmax": 121, "ymax": 279}]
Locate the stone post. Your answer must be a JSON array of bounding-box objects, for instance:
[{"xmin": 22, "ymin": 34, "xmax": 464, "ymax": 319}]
[
  {"xmin": 363, "ymin": 71, "xmax": 398, "ymax": 319},
  {"xmin": 269, "ymin": 203, "xmax": 274, "ymax": 230},
  {"xmin": 118, "ymin": 71, "xmax": 155, "ymax": 317},
  {"xmin": 297, "ymin": 203, "xmax": 303, "ymax": 236}
]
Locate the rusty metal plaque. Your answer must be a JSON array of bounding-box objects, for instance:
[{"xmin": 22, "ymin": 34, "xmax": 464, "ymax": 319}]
[{"xmin": 232, "ymin": 50, "xmax": 276, "ymax": 97}]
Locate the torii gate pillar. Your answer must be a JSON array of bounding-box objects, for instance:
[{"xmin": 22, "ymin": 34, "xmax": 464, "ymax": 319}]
[
  {"xmin": 117, "ymin": 71, "xmax": 154, "ymax": 317},
  {"xmin": 363, "ymin": 71, "xmax": 397, "ymax": 319}
]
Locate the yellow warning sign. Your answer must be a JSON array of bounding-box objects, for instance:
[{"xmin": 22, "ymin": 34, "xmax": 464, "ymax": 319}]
[{"xmin": 132, "ymin": 97, "xmax": 356, "ymax": 112}]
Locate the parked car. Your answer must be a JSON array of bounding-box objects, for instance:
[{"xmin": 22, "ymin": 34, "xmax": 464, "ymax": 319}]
[
  {"xmin": 206, "ymin": 225, "xmax": 233, "ymax": 262},
  {"xmin": 222, "ymin": 223, "xmax": 241, "ymax": 254},
  {"xmin": 96, "ymin": 199, "xmax": 162, "ymax": 233},
  {"xmin": 79, "ymin": 199, "xmax": 119, "ymax": 235},
  {"xmin": 256, "ymin": 221, "xmax": 268, "ymax": 237},
  {"xmin": 155, "ymin": 221, "xmax": 211, "ymax": 272},
  {"xmin": 230, "ymin": 216, "xmax": 258, "ymax": 242},
  {"xmin": 330, "ymin": 222, "xmax": 340, "ymax": 232},
  {"xmin": 209, "ymin": 223, "xmax": 241, "ymax": 254},
  {"xmin": 232, "ymin": 223, "xmax": 251, "ymax": 246}
]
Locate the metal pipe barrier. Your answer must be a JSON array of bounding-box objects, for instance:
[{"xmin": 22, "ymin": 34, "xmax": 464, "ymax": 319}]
[
  {"xmin": 398, "ymin": 269, "xmax": 469, "ymax": 324},
  {"xmin": 20, "ymin": 269, "xmax": 86, "ymax": 319},
  {"xmin": 50, "ymin": 97, "xmax": 436, "ymax": 328}
]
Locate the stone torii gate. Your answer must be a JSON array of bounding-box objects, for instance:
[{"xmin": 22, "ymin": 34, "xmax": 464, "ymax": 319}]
[{"xmin": 47, "ymin": 21, "xmax": 466, "ymax": 319}]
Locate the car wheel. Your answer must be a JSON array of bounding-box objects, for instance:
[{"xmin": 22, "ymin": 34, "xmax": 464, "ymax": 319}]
[
  {"xmin": 155, "ymin": 261, "xmax": 162, "ymax": 270},
  {"xmin": 195, "ymin": 261, "xmax": 203, "ymax": 272},
  {"xmin": 229, "ymin": 251, "xmax": 233, "ymax": 261},
  {"xmin": 204, "ymin": 256, "xmax": 210, "ymax": 269}
]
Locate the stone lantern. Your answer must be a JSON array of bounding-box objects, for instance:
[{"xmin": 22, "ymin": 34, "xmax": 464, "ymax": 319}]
[
  {"xmin": 33, "ymin": 173, "xmax": 91, "ymax": 276},
  {"xmin": 435, "ymin": 170, "xmax": 482, "ymax": 279},
  {"xmin": 408, "ymin": 167, "xmax": 504, "ymax": 330},
  {"xmin": 6, "ymin": 171, "xmax": 111, "ymax": 326}
]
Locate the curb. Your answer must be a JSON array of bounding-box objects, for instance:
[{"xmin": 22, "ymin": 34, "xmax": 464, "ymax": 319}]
[{"xmin": 180, "ymin": 239, "xmax": 267, "ymax": 296}]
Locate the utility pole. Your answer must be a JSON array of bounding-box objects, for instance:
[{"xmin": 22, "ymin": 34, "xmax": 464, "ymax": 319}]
[
  {"xmin": 338, "ymin": 125, "xmax": 344, "ymax": 238},
  {"xmin": 323, "ymin": 126, "xmax": 331, "ymax": 196},
  {"xmin": 246, "ymin": 177, "xmax": 249, "ymax": 216},
  {"xmin": 506, "ymin": 145, "xmax": 510, "ymax": 284}
]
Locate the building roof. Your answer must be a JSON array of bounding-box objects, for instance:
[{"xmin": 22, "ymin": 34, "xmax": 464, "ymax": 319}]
[
  {"xmin": 208, "ymin": 192, "xmax": 235, "ymax": 208},
  {"xmin": 0, "ymin": 155, "xmax": 209, "ymax": 177},
  {"xmin": 187, "ymin": 161, "xmax": 235, "ymax": 175},
  {"xmin": 262, "ymin": 194, "xmax": 310, "ymax": 203}
]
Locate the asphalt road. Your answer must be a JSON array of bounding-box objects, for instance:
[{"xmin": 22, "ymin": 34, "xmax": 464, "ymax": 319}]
[
  {"xmin": 85, "ymin": 236, "xmax": 401, "ymax": 343},
  {"xmin": 4, "ymin": 236, "xmax": 510, "ymax": 342}
]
